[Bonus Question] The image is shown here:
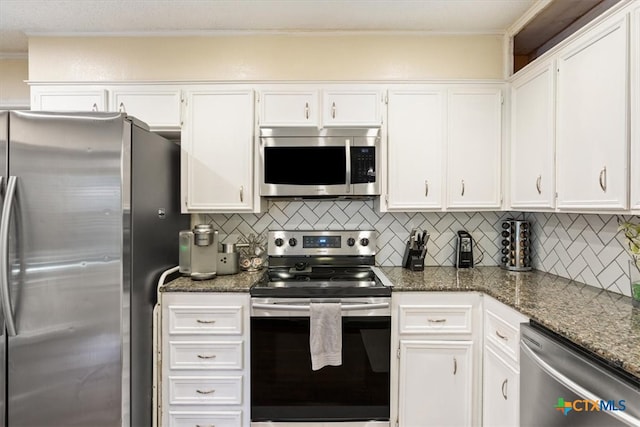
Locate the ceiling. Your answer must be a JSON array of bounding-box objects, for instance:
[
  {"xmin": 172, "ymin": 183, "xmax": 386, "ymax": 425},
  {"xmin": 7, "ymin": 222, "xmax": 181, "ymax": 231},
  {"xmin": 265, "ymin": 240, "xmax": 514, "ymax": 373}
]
[{"xmin": 0, "ymin": 0, "xmax": 539, "ymax": 54}]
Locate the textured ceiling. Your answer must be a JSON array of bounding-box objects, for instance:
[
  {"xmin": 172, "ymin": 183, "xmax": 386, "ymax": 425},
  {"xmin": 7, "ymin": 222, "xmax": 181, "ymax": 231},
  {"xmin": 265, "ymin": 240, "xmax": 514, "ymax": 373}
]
[{"xmin": 0, "ymin": 0, "xmax": 538, "ymax": 53}]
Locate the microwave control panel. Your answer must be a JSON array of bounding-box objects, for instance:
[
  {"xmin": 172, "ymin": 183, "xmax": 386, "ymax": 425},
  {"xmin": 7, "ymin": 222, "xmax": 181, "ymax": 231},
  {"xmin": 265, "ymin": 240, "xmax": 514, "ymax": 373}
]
[{"xmin": 351, "ymin": 147, "xmax": 376, "ymax": 183}]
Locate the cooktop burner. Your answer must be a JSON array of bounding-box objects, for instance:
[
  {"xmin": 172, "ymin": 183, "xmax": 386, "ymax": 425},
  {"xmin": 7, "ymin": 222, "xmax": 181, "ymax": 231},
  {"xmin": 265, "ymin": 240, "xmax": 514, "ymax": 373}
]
[{"xmin": 249, "ymin": 230, "xmax": 392, "ymax": 298}]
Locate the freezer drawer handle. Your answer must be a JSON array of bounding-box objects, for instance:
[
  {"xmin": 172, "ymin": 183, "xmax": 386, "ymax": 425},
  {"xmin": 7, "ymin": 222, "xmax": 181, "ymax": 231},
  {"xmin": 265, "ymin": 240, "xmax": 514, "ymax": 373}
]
[
  {"xmin": 521, "ymin": 340, "xmax": 640, "ymax": 426},
  {"xmin": 196, "ymin": 389, "xmax": 216, "ymax": 395},
  {"xmin": 0, "ymin": 176, "xmax": 17, "ymax": 336}
]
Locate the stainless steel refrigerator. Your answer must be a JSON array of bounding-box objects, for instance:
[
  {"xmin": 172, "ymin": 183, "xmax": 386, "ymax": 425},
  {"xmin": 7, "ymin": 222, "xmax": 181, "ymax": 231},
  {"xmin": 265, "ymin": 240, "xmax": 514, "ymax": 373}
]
[{"xmin": 0, "ymin": 110, "xmax": 188, "ymax": 427}]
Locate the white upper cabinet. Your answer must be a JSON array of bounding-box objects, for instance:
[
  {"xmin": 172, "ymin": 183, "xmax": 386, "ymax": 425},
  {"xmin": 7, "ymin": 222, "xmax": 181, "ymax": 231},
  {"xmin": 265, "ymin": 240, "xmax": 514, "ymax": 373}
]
[
  {"xmin": 386, "ymin": 88, "xmax": 445, "ymax": 210},
  {"xmin": 631, "ymin": 4, "xmax": 640, "ymax": 212},
  {"xmin": 110, "ymin": 86, "xmax": 182, "ymax": 131},
  {"xmin": 322, "ymin": 89, "xmax": 382, "ymax": 127},
  {"xmin": 446, "ymin": 87, "xmax": 503, "ymax": 209},
  {"xmin": 258, "ymin": 87, "xmax": 382, "ymax": 128},
  {"xmin": 510, "ymin": 60, "xmax": 556, "ymax": 210},
  {"xmin": 32, "ymin": 87, "xmax": 107, "ymax": 111},
  {"xmin": 181, "ymin": 88, "xmax": 256, "ymax": 213},
  {"xmin": 556, "ymin": 14, "xmax": 629, "ymax": 210},
  {"xmin": 259, "ymin": 90, "xmax": 319, "ymax": 127}
]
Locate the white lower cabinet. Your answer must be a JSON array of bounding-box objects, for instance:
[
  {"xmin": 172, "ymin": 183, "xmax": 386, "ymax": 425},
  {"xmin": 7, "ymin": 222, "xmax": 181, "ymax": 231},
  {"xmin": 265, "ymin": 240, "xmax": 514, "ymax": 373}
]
[
  {"xmin": 482, "ymin": 296, "xmax": 529, "ymax": 427},
  {"xmin": 392, "ymin": 292, "xmax": 482, "ymax": 427},
  {"xmin": 160, "ymin": 292, "xmax": 250, "ymax": 427},
  {"xmin": 399, "ymin": 340, "xmax": 473, "ymax": 427}
]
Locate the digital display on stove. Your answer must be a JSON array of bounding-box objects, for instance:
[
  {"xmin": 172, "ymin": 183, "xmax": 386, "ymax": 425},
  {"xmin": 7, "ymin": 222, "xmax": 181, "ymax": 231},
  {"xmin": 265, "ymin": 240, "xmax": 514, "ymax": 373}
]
[{"xmin": 303, "ymin": 235, "xmax": 341, "ymax": 248}]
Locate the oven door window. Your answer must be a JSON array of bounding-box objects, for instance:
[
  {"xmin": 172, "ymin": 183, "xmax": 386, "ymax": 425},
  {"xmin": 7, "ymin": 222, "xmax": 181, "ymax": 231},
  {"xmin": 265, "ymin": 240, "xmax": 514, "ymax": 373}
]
[
  {"xmin": 264, "ymin": 146, "xmax": 347, "ymax": 185},
  {"xmin": 251, "ymin": 316, "xmax": 390, "ymax": 422}
]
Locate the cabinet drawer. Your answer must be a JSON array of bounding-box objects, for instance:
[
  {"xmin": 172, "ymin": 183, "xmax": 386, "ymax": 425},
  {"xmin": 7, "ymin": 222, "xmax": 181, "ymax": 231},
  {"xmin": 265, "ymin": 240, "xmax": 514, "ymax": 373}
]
[
  {"xmin": 399, "ymin": 305, "xmax": 473, "ymax": 335},
  {"xmin": 169, "ymin": 341, "xmax": 243, "ymax": 370},
  {"xmin": 169, "ymin": 375, "xmax": 242, "ymax": 406},
  {"xmin": 485, "ymin": 310, "xmax": 520, "ymax": 363},
  {"xmin": 168, "ymin": 305, "xmax": 243, "ymax": 335},
  {"xmin": 168, "ymin": 410, "xmax": 242, "ymax": 427}
]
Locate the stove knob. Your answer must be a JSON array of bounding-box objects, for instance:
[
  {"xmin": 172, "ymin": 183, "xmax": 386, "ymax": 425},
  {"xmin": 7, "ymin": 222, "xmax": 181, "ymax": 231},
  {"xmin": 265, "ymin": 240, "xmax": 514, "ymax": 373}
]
[
  {"xmin": 288, "ymin": 238, "xmax": 298, "ymax": 247},
  {"xmin": 274, "ymin": 238, "xmax": 284, "ymax": 247},
  {"xmin": 347, "ymin": 237, "xmax": 356, "ymax": 247},
  {"xmin": 360, "ymin": 238, "xmax": 370, "ymax": 247}
]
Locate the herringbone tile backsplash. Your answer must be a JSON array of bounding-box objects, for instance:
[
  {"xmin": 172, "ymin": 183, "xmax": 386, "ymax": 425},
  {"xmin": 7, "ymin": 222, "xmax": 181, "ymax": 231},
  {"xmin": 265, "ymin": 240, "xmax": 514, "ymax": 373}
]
[{"xmin": 199, "ymin": 201, "xmax": 639, "ymax": 297}]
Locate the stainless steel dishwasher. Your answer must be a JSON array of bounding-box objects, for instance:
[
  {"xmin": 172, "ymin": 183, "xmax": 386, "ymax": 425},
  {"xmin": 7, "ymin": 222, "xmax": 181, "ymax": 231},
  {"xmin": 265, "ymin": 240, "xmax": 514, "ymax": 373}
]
[{"xmin": 520, "ymin": 322, "xmax": 640, "ymax": 426}]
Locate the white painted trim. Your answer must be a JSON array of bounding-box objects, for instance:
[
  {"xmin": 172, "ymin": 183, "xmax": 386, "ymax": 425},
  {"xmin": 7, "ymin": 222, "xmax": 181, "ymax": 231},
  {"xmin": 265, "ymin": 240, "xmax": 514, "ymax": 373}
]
[{"xmin": 506, "ymin": 0, "xmax": 553, "ymax": 38}]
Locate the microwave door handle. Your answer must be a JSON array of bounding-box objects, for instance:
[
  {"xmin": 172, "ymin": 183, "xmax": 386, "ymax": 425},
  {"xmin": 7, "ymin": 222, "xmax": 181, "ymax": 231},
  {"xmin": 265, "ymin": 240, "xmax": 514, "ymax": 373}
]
[{"xmin": 345, "ymin": 139, "xmax": 351, "ymax": 193}]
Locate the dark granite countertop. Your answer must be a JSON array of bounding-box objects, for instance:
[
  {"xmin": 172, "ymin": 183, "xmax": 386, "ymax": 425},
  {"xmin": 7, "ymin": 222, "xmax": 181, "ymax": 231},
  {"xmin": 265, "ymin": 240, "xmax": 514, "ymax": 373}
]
[
  {"xmin": 161, "ymin": 266, "xmax": 640, "ymax": 380},
  {"xmin": 160, "ymin": 270, "xmax": 263, "ymax": 292},
  {"xmin": 382, "ymin": 266, "xmax": 640, "ymax": 381}
]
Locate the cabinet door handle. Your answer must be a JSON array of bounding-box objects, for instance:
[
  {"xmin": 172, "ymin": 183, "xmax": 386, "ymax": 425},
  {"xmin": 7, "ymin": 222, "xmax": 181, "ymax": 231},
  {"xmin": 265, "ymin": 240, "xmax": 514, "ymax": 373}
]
[
  {"xmin": 461, "ymin": 180, "xmax": 465, "ymax": 197},
  {"xmin": 240, "ymin": 185, "xmax": 244, "ymax": 202},
  {"xmin": 197, "ymin": 354, "xmax": 217, "ymax": 359},
  {"xmin": 424, "ymin": 180, "xmax": 429, "ymax": 197},
  {"xmin": 118, "ymin": 102, "xmax": 126, "ymax": 113},
  {"xmin": 495, "ymin": 330, "xmax": 508, "ymax": 341},
  {"xmin": 196, "ymin": 319, "xmax": 216, "ymax": 324},
  {"xmin": 427, "ymin": 318, "xmax": 446, "ymax": 323},
  {"xmin": 332, "ymin": 102, "xmax": 336, "ymax": 119},
  {"xmin": 91, "ymin": 103, "xmax": 98, "ymax": 111},
  {"xmin": 599, "ymin": 166, "xmax": 607, "ymax": 192},
  {"xmin": 304, "ymin": 102, "xmax": 310, "ymax": 119},
  {"xmin": 453, "ymin": 357, "xmax": 457, "ymax": 375},
  {"xmin": 196, "ymin": 389, "xmax": 216, "ymax": 395},
  {"xmin": 501, "ymin": 379, "xmax": 508, "ymax": 400},
  {"xmin": 536, "ymin": 175, "xmax": 542, "ymax": 195}
]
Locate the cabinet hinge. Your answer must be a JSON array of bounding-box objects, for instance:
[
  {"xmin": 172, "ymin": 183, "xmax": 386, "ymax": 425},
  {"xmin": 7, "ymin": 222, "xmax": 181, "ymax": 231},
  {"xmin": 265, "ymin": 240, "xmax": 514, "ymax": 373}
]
[
  {"xmin": 256, "ymin": 92, "xmax": 260, "ymax": 103},
  {"xmin": 384, "ymin": 93, "xmax": 388, "ymax": 104},
  {"xmin": 385, "ymin": 194, "xmax": 389, "ymax": 205},
  {"xmin": 396, "ymin": 346, "xmax": 400, "ymax": 359},
  {"xmin": 395, "ymin": 419, "xmax": 399, "ymax": 427},
  {"xmin": 555, "ymin": 192, "xmax": 558, "ymax": 199},
  {"xmin": 500, "ymin": 94, "xmax": 504, "ymax": 105}
]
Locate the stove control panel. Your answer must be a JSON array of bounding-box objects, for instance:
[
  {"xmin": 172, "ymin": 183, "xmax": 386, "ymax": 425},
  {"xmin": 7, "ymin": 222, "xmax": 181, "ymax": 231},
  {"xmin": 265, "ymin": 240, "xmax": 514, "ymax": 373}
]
[{"xmin": 268, "ymin": 230, "xmax": 376, "ymax": 257}]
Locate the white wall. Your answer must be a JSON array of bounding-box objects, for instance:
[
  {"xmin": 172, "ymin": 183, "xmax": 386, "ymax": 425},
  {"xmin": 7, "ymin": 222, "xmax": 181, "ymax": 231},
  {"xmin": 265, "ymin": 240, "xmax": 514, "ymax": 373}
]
[
  {"xmin": 27, "ymin": 34, "xmax": 504, "ymax": 82},
  {"xmin": 0, "ymin": 57, "xmax": 29, "ymax": 107}
]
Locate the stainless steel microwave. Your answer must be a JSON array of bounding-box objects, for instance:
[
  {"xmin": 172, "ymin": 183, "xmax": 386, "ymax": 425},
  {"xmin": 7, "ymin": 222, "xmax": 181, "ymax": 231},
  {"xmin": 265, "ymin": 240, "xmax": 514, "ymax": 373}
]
[{"xmin": 259, "ymin": 127, "xmax": 380, "ymax": 198}]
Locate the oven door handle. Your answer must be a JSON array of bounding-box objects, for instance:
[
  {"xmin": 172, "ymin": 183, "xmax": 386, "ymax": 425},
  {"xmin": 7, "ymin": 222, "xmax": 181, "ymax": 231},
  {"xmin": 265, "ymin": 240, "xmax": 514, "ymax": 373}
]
[{"xmin": 252, "ymin": 302, "xmax": 389, "ymax": 311}]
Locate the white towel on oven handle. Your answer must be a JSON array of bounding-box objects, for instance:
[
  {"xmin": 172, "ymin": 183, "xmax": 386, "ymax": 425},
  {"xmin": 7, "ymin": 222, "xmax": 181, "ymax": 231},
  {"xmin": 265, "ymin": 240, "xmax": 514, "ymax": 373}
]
[{"xmin": 309, "ymin": 302, "xmax": 342, "ymax": 371}]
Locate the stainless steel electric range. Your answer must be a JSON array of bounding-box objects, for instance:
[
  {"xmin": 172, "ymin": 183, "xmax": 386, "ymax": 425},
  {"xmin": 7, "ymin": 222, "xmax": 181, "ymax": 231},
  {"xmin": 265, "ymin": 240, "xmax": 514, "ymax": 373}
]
[{"xmin": 250, "ymin": 230, "xmax": 392, "ymax": 427}]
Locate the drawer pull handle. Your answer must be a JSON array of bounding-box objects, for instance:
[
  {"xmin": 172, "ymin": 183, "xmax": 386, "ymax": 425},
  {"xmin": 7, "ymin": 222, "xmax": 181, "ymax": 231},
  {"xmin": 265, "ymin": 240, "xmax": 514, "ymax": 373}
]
[
  {"xmin": 196, "ymin": 389, "xmax": 216, "ymax": 394},
  {"xmin": 495, "ymin": 330, "xmax": 508, "ymax": 341},
  {"xmin": 196, "ymin": 425, "xmax": 215, "ymax": 427},
  {"xmin": 197, "ymin": 354, "xmax": 217, "ymax": 359},
  {"xmin": 501, "ymin": 379, "xmax": 508, "ymax": 400},
  {"xmin": 196, "ymin": 319, "xmax": 216, "ymax": 324},
  {"xmin": 428, "ymin": 318, "xmax": 447, "ymax": 323},
  {"xmin": 453, "ymin": 357, "xmax": 457, "ymax": 375}
]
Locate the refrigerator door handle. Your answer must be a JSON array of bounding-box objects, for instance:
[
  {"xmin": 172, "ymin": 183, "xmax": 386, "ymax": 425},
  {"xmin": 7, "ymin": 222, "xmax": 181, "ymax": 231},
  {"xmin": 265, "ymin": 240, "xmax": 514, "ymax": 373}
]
[{"xmin": 0, "ymin": 176, "xmax": 17, "ymax": 336}]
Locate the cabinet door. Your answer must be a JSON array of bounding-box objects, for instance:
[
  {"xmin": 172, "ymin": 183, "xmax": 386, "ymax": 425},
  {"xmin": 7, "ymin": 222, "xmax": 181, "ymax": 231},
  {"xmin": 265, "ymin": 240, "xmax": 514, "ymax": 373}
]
[
  {"xmin": 510, "ymin": 61, "xmax": 556, "ymax": 209},
  {"xmin": 631, "ymin": 5, "xmax": 640, "ymax": 211},
  {"xmin": 556, "ymin": 15, "xmax": 629, "ymax": 210},
  {"xmin": 446, "ymin": 88, "xmax": 502, "ymax": 209},
  {"xmin": 259, "ymin": 91, "xmax": 319, "ymax": 127},
  {"xmin": 398, "ymin": 340, "xmax": 473, "ymax": 427},
  {"xmin": 111, "ymin": 87, "xmax": 182, "ymax": 130},
  {"xmin": 322, "ymin": 90, "xmax": 382, "ymax": 126},
  {"xmin": 32, "ymin": 88, "xmax": 107, "ymax": 111},
  {"xmin": 182, "ymin": 89, "xmax": 255, "ymax": 212},
  {"xmin": 482, "ymin": 346, "xmax": 519, "ymax": 427},
  {"xmin": 386, "ymin": 89, "xmax": 444, "ymax": 210}
]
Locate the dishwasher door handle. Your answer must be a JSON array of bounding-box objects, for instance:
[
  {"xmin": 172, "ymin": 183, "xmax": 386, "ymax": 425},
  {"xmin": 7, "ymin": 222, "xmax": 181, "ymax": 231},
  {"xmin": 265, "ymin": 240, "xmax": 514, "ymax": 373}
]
[{"xmin": 521, "ymin": 341, "xmax": 639, "ymax": 426}]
